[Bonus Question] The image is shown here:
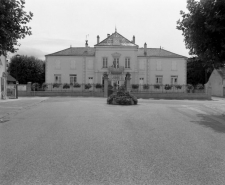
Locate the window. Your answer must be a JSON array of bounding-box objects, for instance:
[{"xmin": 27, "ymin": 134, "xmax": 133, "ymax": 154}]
[
  {"xmin": 171, "ymin": 76, "xmax": 178, "ymax": 84},
  {"xmin": 103, "ymin": 57, "xmax": 108, "ymax": 68},
  {"xmin": 55, "ymin": 61, "xmax": 61, "ymax": 69},
  {"xmin": 54, "ymin": 74, "xmax": 61, "ymax": 83},
  {"xmin": 156, "ymin": 76, "xmax": 163, "ymax": 84},
  {"xmin": 70, "ymin": 61, "xmax": 76, "ymax": 69},
  {"xmin": 113, "ymin": 58, "xmax": 119, "ymax": 68},
  {"xmin": 156, "ymin": 61, "xmax": 162, "ymax": 70},
  {"xmin": 88, "ymin": 77, "xmax": 93, "ymax": 84},
  {"xmin": 125, "ymin": 58, "xmax": 130, "ymax": 68},
  {"xmin": 172, "ymin": 61, "xmax": 177, "ymax": 70},
  {"xmin": 139, "ymin": 78, "xmax": 144, "ymax": 84},
  {"xmin": 70, "ymin": 74, "xmax": 77, "ymax": 85}
]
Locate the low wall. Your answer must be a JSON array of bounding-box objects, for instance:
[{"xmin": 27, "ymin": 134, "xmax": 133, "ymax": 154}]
[
  {"xmin": 18, "ymin": 91, "xmax": 104, "ymax": 97},
  {"xmin": 131, "ymin": 92, "xmax": 211, "ymax": 100},
  {"xmin": 19, "ymin": 91, "xmax": 211, "ymax": 100}
]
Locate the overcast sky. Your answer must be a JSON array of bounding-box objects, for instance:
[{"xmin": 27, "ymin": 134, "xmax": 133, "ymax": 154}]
[{"xmin": 13, "ymin": 0, "xmax": 190, "ymax": 60}]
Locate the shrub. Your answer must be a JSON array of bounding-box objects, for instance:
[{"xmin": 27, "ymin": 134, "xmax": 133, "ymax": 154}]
[
  {"xmin": 42, "ymin": 83, "xmax": 47, "ymax": 90},
  {"xmin": 73, "ymin": 83, "xmax": 81, "ymax": 88},
  {"xmin": 32, "ymin": 83, "xmax": 40, "ymax": 91},
  {"xmin": 95, "ymin": 83, "xmax": 102, "ymax": 88},
  {"xmin": 164, "ymin": 84, "xmax": 172, "ymax": 90},
  {"xmin": 63, "ymin": 83, "xmax": 70, "ymax": 89},
  {"xmin": 53, "ymin": 83, "xmax": 61, "ymax": 88},
  {"xmin": 154, "ymin": 84, "xmax": 160, "ymax": 89},
  {"xmin": 118, "ymin": 84, "xmax": 126, "ymax": 92},
  {"xmin": 132, "ymin": 84, "xmax": 139, "ymax": 89},
  {"xmin": 108, "ymin": 84, "xmax": 113, "ymax": 89},
  {"xmin": 143, "ymin": 84, "xmax": 150, "ymax": 89},
  {"xmin": 85, "ymin": 83, "xmax": 92, "ymax": 89},
  {"xmin": 107, "ymin": 91, "xmax": 138, "ymax": 105},
  {"xmin": 175, "ymin": 85, "xmax": 182, "ymax": 89},
  {"xmin": 196, "ymin": 84, "xmax": 204, "ymax": 90},
  {"xmin": 187, "ymin": 84, "xmax": 194, "ymax": 90}
]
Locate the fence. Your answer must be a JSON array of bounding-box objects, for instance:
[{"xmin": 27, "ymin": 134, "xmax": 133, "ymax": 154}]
[{"xmin": 130, "ymin": 84, "xmax": 205, "ymax": 93}]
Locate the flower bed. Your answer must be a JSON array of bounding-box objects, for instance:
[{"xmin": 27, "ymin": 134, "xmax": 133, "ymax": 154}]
[{"xmin": 107, "ymin": 91, "xmax": 138, "ymax": 105}]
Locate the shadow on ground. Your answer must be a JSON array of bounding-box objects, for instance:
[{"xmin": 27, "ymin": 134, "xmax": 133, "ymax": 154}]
[{"xmin": 192, "ymin": 114, "xmax": 225, "ymax": 133}]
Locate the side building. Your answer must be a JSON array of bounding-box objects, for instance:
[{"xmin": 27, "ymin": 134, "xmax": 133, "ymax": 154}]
[{"xmin": 45, "ymin": 30, "xmax": 187, "ymax": 86}]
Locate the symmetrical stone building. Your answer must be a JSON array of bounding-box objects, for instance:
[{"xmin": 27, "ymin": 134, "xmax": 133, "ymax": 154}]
[{"xmin": 45, "ymin": 30, "xmax": 187, "ymax": 86}]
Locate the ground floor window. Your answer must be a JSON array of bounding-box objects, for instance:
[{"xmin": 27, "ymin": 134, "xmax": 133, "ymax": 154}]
[
  {"xmin": 54, "ymin": 74, "xmax": 61, "ymax": 83},
  {"xmin": 88, "ymin": 77, "xmax": 93, "ymax": 84},
  {"xmin": 139, "ymin": 78, "xmax": 144, "ymax": 84},
  {"xmin": 171, "ymin": 76, "xmax": 178, "ymax": 85},
  {"xmin": 156, "ymin": 76, "xmax": 163, "ymax": 84},
  {"xmin": 70, "ymin": 74, "xmax": 77, "ymax": 85}
]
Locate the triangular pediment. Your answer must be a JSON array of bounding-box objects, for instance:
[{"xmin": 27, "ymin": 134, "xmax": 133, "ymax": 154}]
[{"xmin": 95, "ymin": 32, "xmax": 137, "ymax": 47}]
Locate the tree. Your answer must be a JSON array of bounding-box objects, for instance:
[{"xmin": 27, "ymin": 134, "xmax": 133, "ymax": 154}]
[
  {"xmin": 8, "ymin": 55, "xmax": 45, "ymax": 84},
  {"xmin": 0, "ymin": 0, "xmax": 33, "ymax": 56},
  {"xmin": 177, "ymin": 0, "xmax": 225, "ymax": 67},
  {"xmin": 187, "ymin": 57, "xmax": 212, "ymax": 85}
]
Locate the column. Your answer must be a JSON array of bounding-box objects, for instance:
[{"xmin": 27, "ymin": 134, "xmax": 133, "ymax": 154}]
[
  {"xmin": 103, "ymin": 72, "xmax": 109, "ymax": 97},
  {"xmin": 126, "ymin": 72, "xmax": 131, "ymax": 92}
]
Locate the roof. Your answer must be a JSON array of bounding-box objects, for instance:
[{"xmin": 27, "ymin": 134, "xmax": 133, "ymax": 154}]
[
  {"xmin": 7, "ymin": 74, "xmax": 16, "ymax": 82},
  {"xmin": 217, "ymin": 68, "xmax": 225, "ymax": 79},
  {"xmin": 95, "ymin": 31, "xmax": 137, "ymax": 47},
  {"xmin": 138, "ymin": 48, "xmax": 187, "ymax": 58},
  {"xmin": 46, "ymin": 47, "xmax": 95, "ymax": 56}
]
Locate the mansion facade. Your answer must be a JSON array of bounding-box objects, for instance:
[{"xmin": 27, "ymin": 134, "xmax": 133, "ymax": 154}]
[{"xmin": 45, "ymin": 30, "xmax": 187, "ymax": 86}]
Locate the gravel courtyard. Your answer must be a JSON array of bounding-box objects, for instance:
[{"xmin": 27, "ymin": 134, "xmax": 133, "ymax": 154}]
[{"xmin": 1, "ymin": 97, "xmax": 225, "ymax": 185}]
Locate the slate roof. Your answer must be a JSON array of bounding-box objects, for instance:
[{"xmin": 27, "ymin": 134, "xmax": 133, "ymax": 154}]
[
  {"xmin": 217, "ymin": 68, "xmax": 225, "ymax": 79},
  {"xmin": 46, "ymin": 47, "xmax": 95, "ymax": 56},
  {"xmin": 7, "ymin": 74, "xmax": 16, "ymax": 82},
  {"xmin": 95, "ymin": 31, "xmax": 137, "ymax": 47},
  {"xmin": 138, "ymin": 48, "xmax": 187, "ymax": 58}
]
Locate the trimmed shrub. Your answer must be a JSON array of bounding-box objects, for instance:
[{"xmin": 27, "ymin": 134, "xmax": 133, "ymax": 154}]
[
  {"xmin": 143, "ymin": 84, "xmax": 150, "ymax": 89},
  {"xmin": 175, "ymin": 85, "xmax": 182, "ymax": 89},
  {"xmin": 85, "ymin": 83, "xmax": 92, "ymax": 89},
  {"xmin": 164, "ymin": 84, "xmax": 172, "ymax": 90},
  {"xmin": 196, "ymin": 84, "xmax": 204, "ymax": 90},
  {"xmin": 107, "ymin": 91, "xmax": 138, "ymax": 105},
  {"xmin": 63, "ymin": 83, "xmax": 70, "ymax": 89},
  {"xmin": 132, "ymin": 84, "xmax": 139, "ymax": 89},
  {"xmin": 53, "ymin": 83, "xmax": 61, "ymax": 88},
  {"xmin": 73, "ymin": 83, "xmax": 81, "ymax": 88},
  {"xmin": 154, "ymin": 84, "xmax": 160, "ymax": 89},
  {"xmin": 95, "ymin": 83, "xmax": 102, "ymax": 88}
]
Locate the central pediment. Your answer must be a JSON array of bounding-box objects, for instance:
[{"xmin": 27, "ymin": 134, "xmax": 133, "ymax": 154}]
[{"xmin": 95, "ymin": 31, "xmax": 137, "ymax": 47}]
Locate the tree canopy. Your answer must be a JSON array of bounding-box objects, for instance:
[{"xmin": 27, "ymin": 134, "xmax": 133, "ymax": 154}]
[
  {"xmin": 0, "ymin": 0, "xmax": 33, "ymax": 56},
  {"xmin": 8, "ymin": 55, "xmax": 45, "ymax": 84},
  {"xmin": 177, "ymin": 0, "xmax": 225, "ymax": 67}
]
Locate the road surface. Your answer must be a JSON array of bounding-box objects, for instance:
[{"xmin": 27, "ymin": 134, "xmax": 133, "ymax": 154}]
[{"xmin": 0, "ymin": 97, "xmax": 225, "ymax": 185}]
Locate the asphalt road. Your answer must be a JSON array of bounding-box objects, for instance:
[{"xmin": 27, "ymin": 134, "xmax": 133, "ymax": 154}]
[{"xmin": 0, "ymin": 97, "xmax": 225, "ymax": 185}]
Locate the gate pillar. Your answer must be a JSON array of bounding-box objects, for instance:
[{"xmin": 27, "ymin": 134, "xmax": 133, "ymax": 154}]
[
  {"xmin": 103, "ymin": 73, "xmax": 109, "ymax": 97},
  {"xmin": 125, "ymin": 72, "xmax": 131, "ymax": 92}
]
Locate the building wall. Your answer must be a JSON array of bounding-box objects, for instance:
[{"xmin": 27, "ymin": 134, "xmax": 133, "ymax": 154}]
[
  {"xmin": 138, "ymin": 57, "xmax": 186, "ymax": 85},
  {"xmin": 45, "ymin": 49, "xmax": 187, "ymax": 86},
  {"xmin": 0, "ymin": 55, "xmax": 6, "ymax": 99},
  {"xmin": 208, "ymin": 69, "xmax": 224, "ymax": 97}
]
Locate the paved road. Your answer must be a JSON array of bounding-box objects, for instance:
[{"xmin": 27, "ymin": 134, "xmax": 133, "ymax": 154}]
[{"xmin": 0, "ymin": 97, "xmax": 225, "ymax": 185}]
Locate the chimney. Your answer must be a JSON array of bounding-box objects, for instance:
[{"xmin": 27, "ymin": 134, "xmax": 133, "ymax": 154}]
[
  {"xmin": 133, "ymin": 35, "xmax": 135, "ymax": 44},
  {"xmin": 107, "ymin": 34, "xmax": 110, "ymax": 37},
  {"xmin": 144, "ymin": 43, "xmax": 147, "ymax": 56},
  {"xmin": 97, "ymin": 35, "xmax": 100, "ymax": 44},
  {"xmin": 85, "ymin": 40, "xmax": 88, "ymax": 47}
]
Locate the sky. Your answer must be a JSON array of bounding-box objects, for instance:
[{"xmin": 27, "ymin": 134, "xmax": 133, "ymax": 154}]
[{"xmin": 13, "ymin": 0, "xmax": 190, "ymax": 60}]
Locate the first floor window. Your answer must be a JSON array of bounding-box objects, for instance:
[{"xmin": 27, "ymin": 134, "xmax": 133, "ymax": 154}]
[
  {"xmin": 88, "ymin": 77, "xmax": 93, "ymax": 84},
  {"xmin": 54, "ymin": 74, "xmax": 61, "ymax": 83},
  {"xmin": 125, "ymin": 58, "xmax": 130, "ymax": 68},
  {"xmin": 171, "ymin": 76, "xmax": 178, "ymax": 84},
  {"xmin": 156, "ymin": 76, "xmax": 163, "ymax": 84},
  {"xmin": 103, "ymin": 57, "xmax": 108, "ymax": 68},
  {"xmin": 70, "ymin": 74, "xmax": 77, "ymax": 85}
]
